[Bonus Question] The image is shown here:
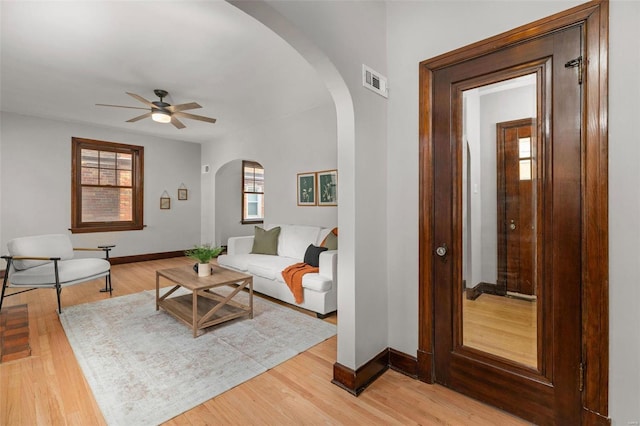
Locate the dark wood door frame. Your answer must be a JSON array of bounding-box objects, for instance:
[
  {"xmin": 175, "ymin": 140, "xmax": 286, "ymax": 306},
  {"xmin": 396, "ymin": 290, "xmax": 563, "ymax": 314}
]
[{"xmin": 418, "ymin": 1, "xmax": 608, "ymax": 423}]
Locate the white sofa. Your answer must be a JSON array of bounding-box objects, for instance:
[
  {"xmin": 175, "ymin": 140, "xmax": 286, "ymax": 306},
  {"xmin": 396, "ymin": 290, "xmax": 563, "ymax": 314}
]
[{"xmin": 217, "ymin": 224, "xmax": 337, "ymax": 318}]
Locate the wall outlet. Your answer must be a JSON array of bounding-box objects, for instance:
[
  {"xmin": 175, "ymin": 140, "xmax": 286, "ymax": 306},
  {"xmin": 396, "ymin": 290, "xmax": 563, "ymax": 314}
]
[
  {"xmin": 202, "ymin": 165, "xmax": 210, "ymax": 174},
  {"xmin": 628, "ymin": 421, "xmax": 639, "ymax": 426}
]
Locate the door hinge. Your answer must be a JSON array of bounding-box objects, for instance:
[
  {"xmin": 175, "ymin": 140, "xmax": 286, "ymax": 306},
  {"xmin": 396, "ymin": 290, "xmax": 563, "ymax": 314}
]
[
  {"xmin": 565, "ymin": 56, "xmax": 583, "ymax": 85},
  {"xmin": 579, "ymin": 362, "xmax": 585, "ymax": 392}
]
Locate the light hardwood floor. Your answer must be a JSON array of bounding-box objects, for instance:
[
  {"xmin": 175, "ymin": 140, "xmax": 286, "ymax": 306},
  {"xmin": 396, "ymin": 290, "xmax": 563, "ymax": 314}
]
[
  {"xmin": 1, "ymin": 257, "xmax": 530, "ymax": 425},
  {"xmin": 463, "ymin": 293, "xmax": 537, "ymax": 367}
]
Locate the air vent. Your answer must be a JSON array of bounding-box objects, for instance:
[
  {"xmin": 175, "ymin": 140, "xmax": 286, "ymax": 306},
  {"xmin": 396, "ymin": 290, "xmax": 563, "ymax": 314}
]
[{"xmin": 362, "ymin": 64, "xmax": 388, "ymax": 98}]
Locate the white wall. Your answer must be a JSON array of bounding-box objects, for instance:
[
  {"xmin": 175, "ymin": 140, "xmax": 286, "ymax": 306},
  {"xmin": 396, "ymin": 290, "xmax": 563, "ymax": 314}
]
[
  {"xmin": 0, "ymin": 112, "xmax": 202, "ymax": 257},
  {"xmin": 258, "ymin": 0, "xmax": 389, "ymax": 369},
  {"xmin": 387, "ymin": 1, "xmax": 639, "ymax": 424},
  {"xmin": 205, "ymin": 102, "xmax": 338, "ymax": 247},
  {"xmin": 608, "ymin": 2, "xmax": 640, "ymax": 424},
  {"xmin": 215, "ymin": 159, "xmax": 249, "ymax": 246},
  {"xmin": 0, "ymin": 112, "xmax": 3, "ymax": 257}
]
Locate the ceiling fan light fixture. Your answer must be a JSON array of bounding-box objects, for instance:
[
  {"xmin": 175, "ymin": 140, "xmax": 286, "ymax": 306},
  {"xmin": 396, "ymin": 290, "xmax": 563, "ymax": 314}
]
[{"xmin": 151, "ymin": 109, "xmax": 171, "ymax": 124}]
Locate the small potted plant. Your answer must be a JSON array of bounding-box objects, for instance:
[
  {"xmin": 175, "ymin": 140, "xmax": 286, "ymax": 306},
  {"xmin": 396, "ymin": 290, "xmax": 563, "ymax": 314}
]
[{"xmin": 185, "ymin": 244, "xmax": 223, "ymax": 277}]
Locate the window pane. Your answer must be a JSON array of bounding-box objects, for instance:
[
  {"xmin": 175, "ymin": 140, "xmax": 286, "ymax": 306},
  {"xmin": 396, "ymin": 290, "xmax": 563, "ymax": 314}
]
[
  {"xmin": 243, "ymin": 193, "xmax": 264, "ymax": 220},
  {"xmin": 520, "ymin": 159, "xmax": 532, "ymax": 180},
  {"xmin": 82, "ymin": 187, "xmax": 132, "ymax": 222},
  {"xmin": 244, "ymin": 167, "xmax": 255, "ymax": 192},
  {"xmin": 81, "ymin": 149, "xmax": 99, "ymax": 168},
  {"xmin": 117, "ymin": 153, "xmax": 132, "ymax": 170},
  {"xmin": 254, "ymin": 168, "xmax": 264, "ymax": 192},
  {"xmin": 81, "ymin": 167, "xmax": 99, "ymax": 184},
  {"xmin": 519, "ymin": 137, "xmax": 531, "ymax": 159},
  {"xmin": 100, "ymin": 168, "xmax": 116, "ymax": 185},
  {"xmin": 117, "ymin": 170, "xmax": 132, "ymax": 186},
  {"xmin": 100, "ymin": 151, "xmax": 116, "ymax": 169},
  {"xmin": 243, "ymin": 165, "xmax": 265, "ymax": 193}
]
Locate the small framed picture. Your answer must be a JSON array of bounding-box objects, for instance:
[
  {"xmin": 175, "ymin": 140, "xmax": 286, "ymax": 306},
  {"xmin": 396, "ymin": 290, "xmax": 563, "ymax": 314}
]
[
  {"xmin": 297, "ymin": 172, "xmax": 316, "ymax": 206},
  {"xmin": 160, "ymin": 196, "xmax": 171, "ymax": 210},
  {"xmin": 317, "ymin": 170, "xmax": 338, "ymax": 206},
  {"xmin": 178, "ymin": 188, "xmax": 188, "ymax": 200}
]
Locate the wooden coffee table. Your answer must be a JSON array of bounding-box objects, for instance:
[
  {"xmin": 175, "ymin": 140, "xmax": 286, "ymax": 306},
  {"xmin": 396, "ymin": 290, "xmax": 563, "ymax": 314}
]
[{"xmin": 156, "ymin": 265, "xmax": 253, "ymax": 337}]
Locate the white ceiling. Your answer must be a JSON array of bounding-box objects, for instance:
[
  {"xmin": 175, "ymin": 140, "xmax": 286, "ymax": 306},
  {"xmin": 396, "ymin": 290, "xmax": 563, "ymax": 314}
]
[{"xmin": 0, "ymin": 1, "xmax": 332, "ymax": 144}]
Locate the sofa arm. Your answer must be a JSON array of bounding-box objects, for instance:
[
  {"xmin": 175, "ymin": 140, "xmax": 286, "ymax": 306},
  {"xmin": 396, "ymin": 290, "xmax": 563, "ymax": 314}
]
[
  {"xmin": 227, "ymin": 236, "xmax": 254, "ymax": 255},
  {"xmin": 318, "ymin": 250, "xmax": 337, "ymax": 282}
]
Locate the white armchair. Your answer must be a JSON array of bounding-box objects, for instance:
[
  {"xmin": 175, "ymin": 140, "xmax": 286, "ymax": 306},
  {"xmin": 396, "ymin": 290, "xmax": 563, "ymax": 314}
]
[{"xmin": 1, "ymin": 234, "xmax": 113, "ymax": 314}]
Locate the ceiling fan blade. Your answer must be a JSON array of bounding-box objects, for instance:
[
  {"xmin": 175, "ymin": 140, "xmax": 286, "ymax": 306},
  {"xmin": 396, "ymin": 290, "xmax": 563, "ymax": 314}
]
[
  {"xmin": 126, "ymin": 92, "xmax": 156, "ymax": 109},
  {"xmin": 96, "ymin": 103, "xmax": 149, "ymax": 110},
  {"xmin": 173, "ymin": 111, "xmax": 217, "ymax": 124},
  {"xmin": 171, "ymin": 116, "xmax": 186, "ymax": 129},
  {"xmin": 166, "ymin": 102, "xmax": 202, "ymax": 113},
  {"xmin": 126, "ymin": 112, "xmax": 152, "ymax": 123}
]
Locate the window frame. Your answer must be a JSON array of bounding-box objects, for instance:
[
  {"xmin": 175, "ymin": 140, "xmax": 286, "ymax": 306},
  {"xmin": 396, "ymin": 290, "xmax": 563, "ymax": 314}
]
[
  {"xmin": 241, "ymin": 160, "xmax": 264, "ymax": 224},
  {"xmin": 71, "ymin": 137, "xmax": 144, "ymax": 233}
]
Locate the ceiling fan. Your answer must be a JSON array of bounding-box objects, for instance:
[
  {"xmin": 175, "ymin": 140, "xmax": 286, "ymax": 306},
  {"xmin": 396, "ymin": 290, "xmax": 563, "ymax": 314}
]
[{"xmin": 96, "ymin": 89, "xmax": 217, "ymax": 129}]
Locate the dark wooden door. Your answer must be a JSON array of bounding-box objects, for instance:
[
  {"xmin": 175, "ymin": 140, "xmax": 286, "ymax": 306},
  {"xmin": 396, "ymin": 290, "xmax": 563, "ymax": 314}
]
[
  {"xmin": 430, "ymin": 25, "xmax": 582, "ymax": 424},
  {"xmin": 497, "ymin": 119, "xmax": 535, "ymax": 296}
]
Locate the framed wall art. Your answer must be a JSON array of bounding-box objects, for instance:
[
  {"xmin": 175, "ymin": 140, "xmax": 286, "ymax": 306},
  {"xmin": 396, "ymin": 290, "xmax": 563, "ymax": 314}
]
[
  {"xmin": 297, "ymin": 172, "xmax": 316, "ymax": 206},
  {"xmin": 317, "ymin": 169, "xmax": 338, "ymax": 206},
  {"xmin": 178, "ymin": 183, "xmax": 188, "ymax": 200},
  {"xmin": 160, "ymin": 190, "xmax": 171, "ymax": 210}
]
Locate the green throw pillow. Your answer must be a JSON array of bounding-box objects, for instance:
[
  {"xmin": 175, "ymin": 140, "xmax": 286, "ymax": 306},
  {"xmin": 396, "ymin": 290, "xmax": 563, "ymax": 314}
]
[
  {"xmin": 322, "ymin": 231, "xmax": 338, "ymax": 250},
  {"xmin": 251, "ymin": 226, "xmax": 281, "ymax": 255}
]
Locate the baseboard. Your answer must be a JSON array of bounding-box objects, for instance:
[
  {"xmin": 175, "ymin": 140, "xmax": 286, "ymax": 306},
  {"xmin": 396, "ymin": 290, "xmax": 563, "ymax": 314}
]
[
  {"xmin": 332, "ymin": 347, "xmax": 418, "ymax": 395},
  {"xmin": 109, "ymin": 250, "xmax": 186, "ymax": 265},
  {"xmin": 416, "ymin": 349, "xmax": 434, "ymax": 383},
  {"xmin": 582, "ymin": 408, "xmax": 611, "ymax": 425},
  {"xmin": 332, "ymin": 348, "xmax": 389, "ymax": 395},
  {"xmin": 465, "ymin": 281, "xmax": 504, "ymax": 300},
  {"xmin": 388, "ymin": 348, "xmax": 418, "ymax": 378}
]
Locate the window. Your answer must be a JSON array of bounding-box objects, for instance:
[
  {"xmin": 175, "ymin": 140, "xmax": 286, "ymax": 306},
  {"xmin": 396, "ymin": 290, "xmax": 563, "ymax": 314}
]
[
  {"xmin": 518, "ymin": 137, "xmax": 532, "ymax": 181},
  {"xmin": 242, "ymin": 160, "xmax": 264, "ymax": 224},
  {"xmin": 71, "ymin": 137, "xmax": 144, "ymax": 233}
]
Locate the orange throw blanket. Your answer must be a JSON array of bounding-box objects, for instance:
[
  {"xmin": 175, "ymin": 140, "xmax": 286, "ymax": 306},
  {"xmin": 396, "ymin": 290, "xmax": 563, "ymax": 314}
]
[{"xmin": 281, "ymin": 262, "xmax": 318, "ymax": 304}]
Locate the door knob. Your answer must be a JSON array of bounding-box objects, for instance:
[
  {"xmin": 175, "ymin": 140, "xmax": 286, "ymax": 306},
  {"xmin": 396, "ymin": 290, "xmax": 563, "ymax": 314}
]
[
  {"xmin": 510, "ymin": 220, "xmax": 516, "ymax": 230},
  {"xmin": 436, "ymin": 244, "xmax": 448, "ymax": 257}
]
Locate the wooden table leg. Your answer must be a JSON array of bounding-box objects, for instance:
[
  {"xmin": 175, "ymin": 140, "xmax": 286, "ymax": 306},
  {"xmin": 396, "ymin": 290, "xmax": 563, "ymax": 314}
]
[
  {"xmin": 192, "ymin": 290, "xmax": 198, "ymax": 338},
  {"xmin": 249, "ymin": 278, "xmax": 253, "ymax": 319},
  {"xmin": 155, "ymin": 272, "xmax": 160, "ymax": 311}
]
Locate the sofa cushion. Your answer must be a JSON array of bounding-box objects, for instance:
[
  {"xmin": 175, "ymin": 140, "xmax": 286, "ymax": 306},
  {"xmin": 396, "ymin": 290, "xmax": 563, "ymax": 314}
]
[
  {"xmin": 251, "ymin": 226, "xmax": 280, "ymax": 255},
  {"xmin": 274, "ymin": 269, "xmax": 332, "ymax": 292},
  {"xmin": 275, "ymin": 225, "xmax": 322, "ymax": 260},
  {"xmin": 10, "ymin": 258, "xmax": 110, "ymax": 286},
  {"xmin": 217, "ymin": 253, "xmax": 255, "ymax": 271},
  {"xmin": 247, "ymin": 256, "xmax": 299, "ymax": 280},
  {"xmin": 303, "ymin": 244, "xmax": 328, "ymax": 267}
]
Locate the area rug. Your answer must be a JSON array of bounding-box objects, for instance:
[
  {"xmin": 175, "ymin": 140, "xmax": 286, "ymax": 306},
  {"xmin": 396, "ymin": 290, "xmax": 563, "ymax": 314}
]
[{"xmin": 59, "ymin": 288, "xmax": 336, "ymax": 426}]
